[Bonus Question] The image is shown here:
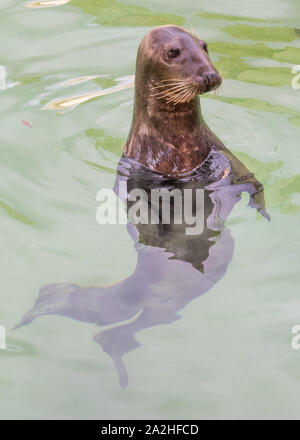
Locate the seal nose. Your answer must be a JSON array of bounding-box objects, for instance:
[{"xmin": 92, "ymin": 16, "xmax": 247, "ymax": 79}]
[{"xmin": 203, "ymin": 71, "xmax": 221, "ymax": 90}]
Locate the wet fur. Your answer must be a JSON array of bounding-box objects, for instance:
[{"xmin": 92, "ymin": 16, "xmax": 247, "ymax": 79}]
[{"xmin": 124, "ymin": 25, "xmax": 223, "ymax": 176}]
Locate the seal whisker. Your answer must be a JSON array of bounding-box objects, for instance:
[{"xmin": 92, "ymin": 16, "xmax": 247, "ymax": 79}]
[
  {"xmin": 168, "ymin": 84, "xmax": 196, "ymax": 104},
  {"xmin": 166, "ymin": 88, "xmax": 189, "ymax": 104},
  {"xmin": 151, "ymin": 83, "xmax": 188, "ymax": 91},
  {"xmin": 162, "ymin": 88, "xmax": 188, "ymax": 101},
  {"xmin": 151, "ymin": 91, "xmax": 186, "ymax": 100},
  {"xmin": 151, "ymin": 79, "xmax": 199, "ymax": 103},
  {"xmin": 160, "ymin": 78, "xmax": 189, "ymax": 83},
  {"xmin": 186, "ymin": 84, "xmax": 197, "ymax": 101},
  {"xmin": 164, "ymin": 86, "xmax": 190, "ymax": 100},
  {"xmin": 165, "ymin": 83, "xmax": 192, "ymax": 100},
  {"xmin": 152, "ymin": 82, "xmax": 187, "ymax": 89},
  {"xmin": 181, "ymin": 84, "xmax": 197, "ymax": 100},
  {"xmin": 150, "ymin": 89, "xmax": 184, "ymax": 98},
  {"xmin": 162, "ymin": 85, "xmax": 189, "ymax": 94},
  {"xmin": 150, "ymin": 84, "xmax": 189, "ymax": 98},
  {"xmin": 175, "ymin": 92, "xmax": 191, "ymax": 104},
  {"xmin": 212, "ymin": 84, "xmax": 221, "ymax": 95}
]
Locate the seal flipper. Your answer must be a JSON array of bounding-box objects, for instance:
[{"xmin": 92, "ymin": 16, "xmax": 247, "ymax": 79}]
[
  {"xmin": 93, "ymin": 326, "xmax": 141, "ymax": 389},
  {"xmin": 14, "ymin": 279, "xmax": 146, "ymax": 330},
  {"xmin": 219, "ymin": 145, "xmax": 271, "ymax": 220},
  {"xmin": 13, "ymin": 283, "xmax": 80, "ymax": 329},
  {"xmin": 93, "ymin": 308, "xmax": 180, "ymax": 388}
]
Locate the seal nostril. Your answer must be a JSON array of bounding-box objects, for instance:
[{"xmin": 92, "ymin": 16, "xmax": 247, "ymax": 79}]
[
  {"xmin": 202, "ymin": 71, "xmax": 220, "ymax": 89},
  {"xmin": 208, "ymin": 72, "xmax": 217, "ymax": 82}
]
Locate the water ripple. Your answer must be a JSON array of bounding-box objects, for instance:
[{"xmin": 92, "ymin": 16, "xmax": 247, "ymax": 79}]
[
  {"xmin": 45, "ymin": 75, "xmax": 134, "ymax": 110},
  {"xmin": 25, "ymin": 0, "xmax": 71, "ymax": 8}
]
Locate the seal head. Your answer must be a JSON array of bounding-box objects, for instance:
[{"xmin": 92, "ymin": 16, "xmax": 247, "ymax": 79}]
[{"xmin": 124, "ymin": 25, "xmax": 223, "ymax": 176}]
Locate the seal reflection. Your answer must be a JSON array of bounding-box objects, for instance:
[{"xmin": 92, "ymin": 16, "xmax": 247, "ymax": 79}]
[{"xmin": 15, "ymin": 150, "xmax": 269, "ymax": 388}]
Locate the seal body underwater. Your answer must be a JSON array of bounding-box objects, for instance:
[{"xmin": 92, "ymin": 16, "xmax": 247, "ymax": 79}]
[{"xmin": 15, "ymin": 25, "xmax": 270, "ymax": 388}]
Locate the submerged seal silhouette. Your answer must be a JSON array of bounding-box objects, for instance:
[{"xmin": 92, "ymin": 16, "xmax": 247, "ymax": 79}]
[{"xmin": 124, "ymin": 25, "xmax": 223, "ymax": 176}]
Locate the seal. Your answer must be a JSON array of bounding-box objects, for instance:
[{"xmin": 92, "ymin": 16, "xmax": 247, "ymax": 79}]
[
  {"xmin": 14, "ymin": 26, "xmax": 270, "ymax": 388},
  {"xmin": 124, "ymin": 25, "xmax": 224, "ymax": 176}
]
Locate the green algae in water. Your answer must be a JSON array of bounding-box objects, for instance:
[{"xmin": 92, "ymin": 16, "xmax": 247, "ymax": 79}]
[
  {"xmin": 0, "ymin": 200, "xmax": 35, "ymax": 226},
  {"xmin": 198, "ymin": 12, "xmax": 268, "ymax": 23},
  {"xmin": 231, "ymin": 152, "xmax": 300, "ymax": 215},
  {"xmin": 223, "ymin": 24, "xmax": 298, "ymax": 42},
  {"xmin": 85, "ymin": 129, "xmax": 124, "ymax": 156},
  {"xmin": 210, "ymin": 42, "xmax": 300, "ymax": 65},
  {"xmin": 72, "ymin": 0, "xmax": 185, "ymax": 27},
  {"xmin": 210, "ymin": 42, "xmax": 278, "ymax": 59},
  {"xmin": 214, "ymin": 56, "xmax": 293, "ymax": 87},
  {"xmin": 206, "ymin": 94, "xmax": 300, "ymax": 126}
]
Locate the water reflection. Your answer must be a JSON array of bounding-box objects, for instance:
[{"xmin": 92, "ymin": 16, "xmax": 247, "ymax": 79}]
[
  {"xmin": 45, "ymin": 75, "xmax": 134, "ymax": 110},
  {"xmin": 25, "ymin": 0, "xmax": 71, "ymax": 8},
  {"xmin": 15, "ymin": 149, "xmax": 269, "ymax": 387}
]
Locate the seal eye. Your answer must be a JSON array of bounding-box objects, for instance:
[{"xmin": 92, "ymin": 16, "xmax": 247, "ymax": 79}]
[
  {"xmin": 198, "ymin": 39, "xmax": 208, "ymax": 53},
  {"xmin": 167, "ymin": 48, "xmax": 180, "ymax": 59},
  {"xmin": 202, "ymin": 42, "xmax": 208, "ymax": 53}
]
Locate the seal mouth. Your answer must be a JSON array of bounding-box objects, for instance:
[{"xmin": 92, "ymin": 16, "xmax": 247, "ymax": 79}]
[{"xmin": 150, "ymin": 74, "xmax": 221, "ymax": 105}]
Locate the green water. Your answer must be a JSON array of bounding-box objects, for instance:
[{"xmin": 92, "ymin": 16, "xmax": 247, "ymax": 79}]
[{"xmin": 0, "ymin": 0, "xmax": 300, "ymax": 420}]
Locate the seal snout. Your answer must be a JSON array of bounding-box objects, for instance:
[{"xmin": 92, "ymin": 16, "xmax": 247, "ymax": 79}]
[
  {"xmin": 201, "ymin": 70, "xmax": 222, "ymax": 92},
  {"xmin": 193, "ymin": 69, "xmax": 221, "ymax": 95}
]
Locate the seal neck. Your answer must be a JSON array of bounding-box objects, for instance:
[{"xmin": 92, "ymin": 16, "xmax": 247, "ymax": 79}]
[{"xmin": 125, "ymin": 75, "xmax": 221, "ymax": 176}]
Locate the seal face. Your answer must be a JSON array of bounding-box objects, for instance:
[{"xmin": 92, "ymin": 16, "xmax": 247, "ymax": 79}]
[{"xmin": 124, "ymin": 25, "xmax": 223, "ymax": 176}]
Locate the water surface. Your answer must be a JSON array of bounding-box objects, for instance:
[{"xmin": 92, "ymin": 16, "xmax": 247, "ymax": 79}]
[{"xmin": 0, "ymin": 0, "xmax": 300, "ymax": 420}]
